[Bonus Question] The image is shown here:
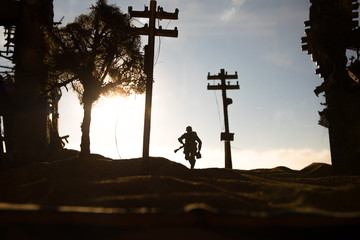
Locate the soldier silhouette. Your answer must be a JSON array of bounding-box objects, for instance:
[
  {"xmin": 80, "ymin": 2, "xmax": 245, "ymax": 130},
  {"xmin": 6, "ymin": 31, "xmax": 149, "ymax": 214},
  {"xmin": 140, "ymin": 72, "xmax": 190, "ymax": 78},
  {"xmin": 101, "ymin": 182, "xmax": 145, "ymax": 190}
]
[{"xmin": 178, "ymin": 126, "xmax": 202, "ymax": 169}]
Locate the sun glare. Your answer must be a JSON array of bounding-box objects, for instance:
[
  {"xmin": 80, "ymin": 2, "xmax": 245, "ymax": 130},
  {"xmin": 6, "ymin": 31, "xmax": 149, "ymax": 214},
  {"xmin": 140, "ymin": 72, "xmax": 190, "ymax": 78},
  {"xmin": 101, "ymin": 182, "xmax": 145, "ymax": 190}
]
[{"xmin": 90, "ymin": 95, "xmax": 145, "ymax": 159}]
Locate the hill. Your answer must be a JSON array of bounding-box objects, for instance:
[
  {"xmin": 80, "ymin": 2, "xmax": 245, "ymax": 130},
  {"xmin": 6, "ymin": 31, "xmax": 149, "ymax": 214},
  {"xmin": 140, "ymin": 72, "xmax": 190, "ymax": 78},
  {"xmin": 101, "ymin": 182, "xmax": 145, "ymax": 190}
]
[{"xmin": 0, "ymin": 150, "xmax": 359, "ymax": 239}]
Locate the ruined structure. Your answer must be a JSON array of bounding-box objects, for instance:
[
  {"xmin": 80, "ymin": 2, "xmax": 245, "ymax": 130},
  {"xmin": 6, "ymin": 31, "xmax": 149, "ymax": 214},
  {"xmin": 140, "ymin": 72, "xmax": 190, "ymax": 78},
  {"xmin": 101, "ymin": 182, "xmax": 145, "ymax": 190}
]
[
  {"xmin": 0, "ymin": 0, "xmax": 63, "ymax": 166},
  {"xmin": 302, "ymin": 0, "xmax": 360, "ymax": 173}
]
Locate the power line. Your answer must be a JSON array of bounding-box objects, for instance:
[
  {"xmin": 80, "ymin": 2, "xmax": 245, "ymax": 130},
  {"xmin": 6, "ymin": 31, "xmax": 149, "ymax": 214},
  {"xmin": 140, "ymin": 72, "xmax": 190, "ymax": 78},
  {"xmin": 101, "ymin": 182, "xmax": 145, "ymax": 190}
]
[
  {"xmin": 154, "ymin": 20, "xmax": 172, "ymax": 66},
  {"xmin": 114, "ymin": 114, "xmax": 122, "ymax": 159},
  {"xmin": 231, "ymin": 146, "xmax": 242, "ymax": 151},
  {"xmin": 213, "ymin": 85, "xmax": 224, "ymax": 131},
  {"xmin": 131, "ymin": 18, "xmax": 146, "ymax": 27}
]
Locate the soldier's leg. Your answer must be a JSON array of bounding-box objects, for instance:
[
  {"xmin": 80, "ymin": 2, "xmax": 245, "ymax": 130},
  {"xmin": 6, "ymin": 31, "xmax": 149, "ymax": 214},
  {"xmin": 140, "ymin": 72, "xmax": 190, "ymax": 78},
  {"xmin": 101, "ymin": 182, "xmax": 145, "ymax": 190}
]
[
  {"xmin": 184, "ymin": 151, "xmax": 190, "ymax": 160},
  {"xmin": 189, "ymin": 158, "xmax": 195, "ymax": 169},
  {"xmin": 189, "ymin": 152, "xmax": 196, "ymax": 169}
]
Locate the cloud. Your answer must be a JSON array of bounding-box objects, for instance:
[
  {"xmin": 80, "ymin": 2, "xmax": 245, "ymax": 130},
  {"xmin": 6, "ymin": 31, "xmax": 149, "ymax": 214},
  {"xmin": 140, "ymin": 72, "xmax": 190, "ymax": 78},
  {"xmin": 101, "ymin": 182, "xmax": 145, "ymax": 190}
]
[
  {"xmin": 263, "ymin": 51, "xmax": 292, "ymax": 68},
  {"xmin": 273, "ymin": 109, "xmax": 296, "ymax": 124},
  {"xmin": 232, "ymin": 148, "xmax": 331, "ymax": 170},
  {"xmin": 176, "ymin": 0, "xmax": 277, "ymax": 38},
  {"xmin": 192, "ymin": 147, "xmax": 331, "ymax": 170},
  {"xmin": 221, "ymin": 0, "xmax": 246, "ymax": 22},
  {"xmin": 221, "ymin": 7, "xmax": 237, "ymax": 22}
]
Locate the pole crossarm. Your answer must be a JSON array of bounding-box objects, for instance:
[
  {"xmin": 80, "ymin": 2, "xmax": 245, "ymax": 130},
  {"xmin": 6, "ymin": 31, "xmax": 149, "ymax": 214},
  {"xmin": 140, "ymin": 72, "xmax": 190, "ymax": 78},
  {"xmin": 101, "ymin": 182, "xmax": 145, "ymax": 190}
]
[
  {"xmin": 128, "ymin": 5, "xmax": 178, "ymax": 38},
  {"xmin": 207, "ymin": 73, "xmax": 238, "ymax": 80},
  {"xmin": 207, "ymin": 69, "xmax": 240, "ymax": 90},
  {"xmin": 127, "ymin": 25, "xmax": 178, "ymax": 38},
  {"xmin": 207, "ymin": 84, "xmax": 239, "ymax": 90},
  {"xmin": 128, "ymin": 6, "xmax": 179, "ymax": 20}
]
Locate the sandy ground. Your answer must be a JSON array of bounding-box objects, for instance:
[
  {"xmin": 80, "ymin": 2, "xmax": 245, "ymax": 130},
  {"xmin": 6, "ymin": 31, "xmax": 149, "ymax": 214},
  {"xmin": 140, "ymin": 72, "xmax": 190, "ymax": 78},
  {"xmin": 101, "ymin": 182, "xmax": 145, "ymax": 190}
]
[{"xmin": 0, "ymin": 150, "xmax": 360, "ymax": 239}]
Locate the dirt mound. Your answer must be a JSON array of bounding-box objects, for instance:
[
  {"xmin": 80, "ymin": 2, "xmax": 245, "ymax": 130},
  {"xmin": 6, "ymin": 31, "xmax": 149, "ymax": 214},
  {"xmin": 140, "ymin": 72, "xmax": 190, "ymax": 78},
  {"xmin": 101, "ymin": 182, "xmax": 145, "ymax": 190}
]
[
  {"xmin": 300, "ymin": 162, "xmax": 333, "ymax": 177},
  {"xmin": 1, "ymin": 152, "xmax": 360, "ymax": 217}
]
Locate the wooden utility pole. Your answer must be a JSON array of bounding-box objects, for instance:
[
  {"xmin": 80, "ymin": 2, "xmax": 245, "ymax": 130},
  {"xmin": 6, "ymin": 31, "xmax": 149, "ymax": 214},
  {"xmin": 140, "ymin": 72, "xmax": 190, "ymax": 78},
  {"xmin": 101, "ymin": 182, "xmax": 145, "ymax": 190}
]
[
  {"xmin": 128, "ymin": 1, "xmax": 178, "ymax": 168},
  {"xmin": 207, "ymin": 69, "xmax": 239, "ymax": 169}
]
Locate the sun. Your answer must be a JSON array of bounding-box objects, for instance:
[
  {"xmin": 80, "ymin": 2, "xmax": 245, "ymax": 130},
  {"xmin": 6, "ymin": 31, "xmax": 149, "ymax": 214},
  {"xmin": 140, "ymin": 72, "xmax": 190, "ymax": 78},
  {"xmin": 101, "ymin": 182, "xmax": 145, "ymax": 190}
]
[
  {"xmin": 93, "ymin": 95, "xmax": 144, "ymax": 122},
  {"xmin": 90, "ymin": 95, "xmax": 146, "ymax": 159}
]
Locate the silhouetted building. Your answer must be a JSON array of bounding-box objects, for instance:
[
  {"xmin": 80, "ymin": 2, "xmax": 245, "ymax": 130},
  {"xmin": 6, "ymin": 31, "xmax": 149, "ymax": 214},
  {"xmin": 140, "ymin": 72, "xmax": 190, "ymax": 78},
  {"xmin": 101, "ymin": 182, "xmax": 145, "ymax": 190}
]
[
  {"xmin": 0, "ymin": 0, "xmax": 56, "ymax": 166},
  {"xmin": 302, "ymin": 0, "xmax": 360, "ymax": 173}
]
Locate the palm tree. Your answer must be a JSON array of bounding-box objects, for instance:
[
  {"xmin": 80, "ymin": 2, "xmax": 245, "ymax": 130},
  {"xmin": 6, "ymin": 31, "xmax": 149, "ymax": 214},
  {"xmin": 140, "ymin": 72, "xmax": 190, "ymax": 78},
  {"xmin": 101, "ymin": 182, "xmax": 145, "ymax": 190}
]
[{"xmin": 45, "ymin": 0, "xmax": 146, "ymax": 157}]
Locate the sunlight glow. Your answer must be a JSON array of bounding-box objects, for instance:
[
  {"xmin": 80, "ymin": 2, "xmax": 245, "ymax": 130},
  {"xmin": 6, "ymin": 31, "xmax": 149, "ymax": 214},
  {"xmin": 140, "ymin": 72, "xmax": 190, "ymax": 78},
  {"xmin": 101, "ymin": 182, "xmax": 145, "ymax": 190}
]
[
  {"xmin": 59, "ymin": 91, "xmax": 331, "ymax": 170},
  {"xmin": 90, "ymin": 95, "xmax": 145, "ymax": 159}
]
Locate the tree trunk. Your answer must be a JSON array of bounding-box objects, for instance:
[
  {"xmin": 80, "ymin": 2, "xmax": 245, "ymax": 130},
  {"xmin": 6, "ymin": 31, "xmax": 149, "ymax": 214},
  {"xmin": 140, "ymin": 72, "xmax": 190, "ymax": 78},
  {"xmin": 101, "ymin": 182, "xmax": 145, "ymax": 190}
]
[{"xmin": 80, "ymin": 100, "xmax": 93, "ymax": 158}]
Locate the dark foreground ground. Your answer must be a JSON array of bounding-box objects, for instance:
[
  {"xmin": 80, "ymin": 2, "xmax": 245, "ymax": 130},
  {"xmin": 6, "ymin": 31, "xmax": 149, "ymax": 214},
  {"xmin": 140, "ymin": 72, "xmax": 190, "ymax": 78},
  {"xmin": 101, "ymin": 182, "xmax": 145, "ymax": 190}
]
[{"xmin": 0, "ymin": 150, "xmax": 360, "ymax": 239}]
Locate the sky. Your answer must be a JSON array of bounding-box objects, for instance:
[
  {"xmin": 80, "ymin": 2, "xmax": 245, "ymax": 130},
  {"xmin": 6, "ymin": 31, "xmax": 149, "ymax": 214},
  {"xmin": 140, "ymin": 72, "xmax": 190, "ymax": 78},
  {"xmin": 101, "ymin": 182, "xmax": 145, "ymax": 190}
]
[{"xmin": 7, "ymin": 0, "xmax": 335, "ymax": 170}]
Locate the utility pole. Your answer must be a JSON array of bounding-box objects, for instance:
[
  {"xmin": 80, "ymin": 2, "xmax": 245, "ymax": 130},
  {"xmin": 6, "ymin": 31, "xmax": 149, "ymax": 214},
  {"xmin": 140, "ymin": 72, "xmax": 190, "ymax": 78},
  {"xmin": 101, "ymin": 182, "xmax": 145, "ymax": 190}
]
[
  {"xmin": 128, "ymin": 1, "xmax": 178, "ymax": 169},
  {"xmin": 207, "ymin": 69, "xmax": 239, "ymax": 169}
]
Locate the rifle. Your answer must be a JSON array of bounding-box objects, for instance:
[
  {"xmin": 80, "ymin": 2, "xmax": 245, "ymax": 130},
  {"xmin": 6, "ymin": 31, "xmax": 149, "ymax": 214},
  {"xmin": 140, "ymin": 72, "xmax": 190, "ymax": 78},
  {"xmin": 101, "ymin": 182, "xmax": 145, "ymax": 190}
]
[{"xmin": 174, "ymin": 145, "xmax": 184, "ymax": 153}]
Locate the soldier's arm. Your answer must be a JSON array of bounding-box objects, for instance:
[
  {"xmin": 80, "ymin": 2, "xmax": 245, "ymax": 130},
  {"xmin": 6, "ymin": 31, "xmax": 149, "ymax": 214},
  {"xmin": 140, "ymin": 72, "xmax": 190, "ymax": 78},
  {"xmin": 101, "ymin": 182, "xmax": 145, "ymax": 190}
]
[
  {"xmin": 178, "ymin": 134, "xmax": 185, "ymax": 145},
  {"xmin": 196, "ymin": 134, "xmax": 202, "ymax": 150}
]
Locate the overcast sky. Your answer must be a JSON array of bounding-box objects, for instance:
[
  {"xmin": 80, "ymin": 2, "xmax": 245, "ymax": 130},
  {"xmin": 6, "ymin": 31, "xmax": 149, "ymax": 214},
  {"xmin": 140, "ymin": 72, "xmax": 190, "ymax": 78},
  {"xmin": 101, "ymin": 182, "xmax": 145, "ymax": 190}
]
[{"xmin": 52, "ymin": 0, "xmax": 331, "ymax": 170}]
